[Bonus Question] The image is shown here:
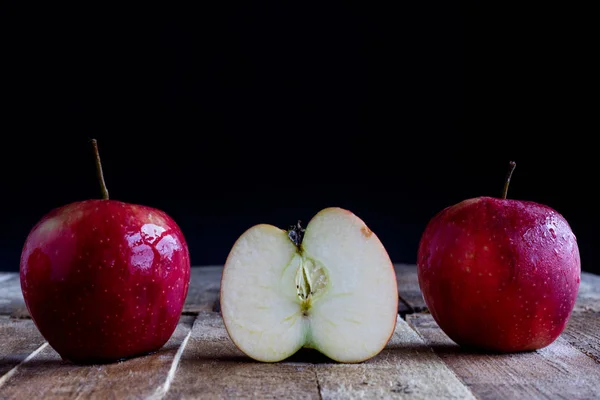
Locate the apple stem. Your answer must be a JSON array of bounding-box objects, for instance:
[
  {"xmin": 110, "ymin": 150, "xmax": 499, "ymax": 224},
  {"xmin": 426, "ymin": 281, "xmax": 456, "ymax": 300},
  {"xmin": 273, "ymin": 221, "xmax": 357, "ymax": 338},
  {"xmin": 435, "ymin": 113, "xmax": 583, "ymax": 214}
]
[
  {"xmin": 288, "ymin": 221, "xmax": 305, "ymax": 250},
  {"xmin": 91, "ymin": 139, "xmax": 110, "ymax": 200},
  {"xmin": 502, "ymin": 161, "xmax": 517, "ymax": 199}
]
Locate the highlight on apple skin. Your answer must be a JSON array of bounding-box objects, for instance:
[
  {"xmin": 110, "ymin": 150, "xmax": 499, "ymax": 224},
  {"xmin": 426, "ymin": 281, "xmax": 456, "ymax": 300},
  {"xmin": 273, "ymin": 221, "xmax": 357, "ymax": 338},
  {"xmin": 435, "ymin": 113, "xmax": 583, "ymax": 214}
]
[
  {"xmin": 19, "ymin": 139, "xmax": 191, "ymax": 364},
  {"xmin": 416, "ymin": 161, "xmax": 581, "ymax": 353},
  {"xmin": 220, "ymin": 207, "xmax": 399, "ymax": 363}
]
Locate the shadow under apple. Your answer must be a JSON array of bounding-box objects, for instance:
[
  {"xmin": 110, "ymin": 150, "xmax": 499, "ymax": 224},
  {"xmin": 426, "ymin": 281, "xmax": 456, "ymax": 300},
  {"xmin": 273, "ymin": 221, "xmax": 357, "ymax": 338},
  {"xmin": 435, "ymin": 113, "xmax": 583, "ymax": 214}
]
[{"xmin": 429, "ymin": 342, "xmax": 541, "ymax": 357}]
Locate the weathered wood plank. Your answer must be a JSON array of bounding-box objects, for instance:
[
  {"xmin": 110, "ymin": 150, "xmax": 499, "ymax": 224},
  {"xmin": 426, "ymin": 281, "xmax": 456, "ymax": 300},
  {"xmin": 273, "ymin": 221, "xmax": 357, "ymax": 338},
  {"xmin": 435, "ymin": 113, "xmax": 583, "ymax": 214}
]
[
  {"xmin": 576, "ymin": 271, "xmax": 600, "ymax": 312},
  {"xmin": 0, "ymin": 317, "xmax": 46, "ymax": 378},
  {"xmin": 0, "ymin": 315, "xmax": 195, "ymax": 399},
  {"xmin": 0, "ymin": 273, "xmax": 16, "ymax": 285},
  {"xmin": 397, "ymin": 298, "xmax": 413, "ymax": 317},
  {"xmin": 0, "ymin": 275, "xmax": 26, "ymax": 318},
  {"xmin": 0, "ymin": 265, "xmax": 599, "ymax": 399},
  {"xmin": 166, "ymin": 311, "xmax": 474, "ymax": 399},
  {"xmin": 184, "ymin": 266, "xmax": 222, "ymax": 313},
  {"xmin": 395, "ymin": 264, "xmax": 427, "ymax": 313},
  {"xmin": 407, "ymin": 313, "xmax": 600, "ymax": 400},
  {"xmin": 563, "ymin": 311, "xmax": 600, "ymax": 363},
  {"xmin": 165, "ymin": 311, "xmax": 322, "ymax": 400},
  {"xmin": 314, "ymin": 316, "xmax": 476, "ymax": 399}
]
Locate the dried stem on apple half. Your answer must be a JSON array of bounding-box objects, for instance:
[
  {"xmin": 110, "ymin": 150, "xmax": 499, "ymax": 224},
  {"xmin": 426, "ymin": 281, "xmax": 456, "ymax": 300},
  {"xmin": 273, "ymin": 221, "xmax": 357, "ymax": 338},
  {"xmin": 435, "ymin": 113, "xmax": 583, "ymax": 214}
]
[
  {"xmin": 287, "ymin": 220, "xmax": 305, "ymax": 250},
  {"xmin": 90, "ymin": 138, "xmax": 109, "ymax": 200}
]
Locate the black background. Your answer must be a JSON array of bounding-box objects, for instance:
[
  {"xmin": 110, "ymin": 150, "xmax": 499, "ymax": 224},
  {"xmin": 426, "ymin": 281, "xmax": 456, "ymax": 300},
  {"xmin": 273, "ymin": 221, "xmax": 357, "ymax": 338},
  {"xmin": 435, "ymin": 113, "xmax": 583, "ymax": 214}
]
[{"xmin": 1, "ymin": 3, "xmax": 595, "ymax": 274}]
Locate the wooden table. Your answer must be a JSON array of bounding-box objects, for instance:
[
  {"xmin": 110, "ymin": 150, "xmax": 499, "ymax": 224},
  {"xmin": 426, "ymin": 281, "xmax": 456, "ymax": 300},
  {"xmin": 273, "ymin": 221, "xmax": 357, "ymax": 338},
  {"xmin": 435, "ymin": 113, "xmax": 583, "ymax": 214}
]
[{"xmin": 1, "ymin": 265, "xmax": 599, "ymax": 399}]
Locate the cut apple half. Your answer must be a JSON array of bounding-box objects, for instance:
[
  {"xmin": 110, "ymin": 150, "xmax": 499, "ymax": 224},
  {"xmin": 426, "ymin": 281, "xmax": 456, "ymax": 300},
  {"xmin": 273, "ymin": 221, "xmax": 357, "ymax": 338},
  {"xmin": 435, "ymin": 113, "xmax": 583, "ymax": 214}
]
[{"xmin": 220, "ymin": 207, "xmax": 399, "ymax": 363}]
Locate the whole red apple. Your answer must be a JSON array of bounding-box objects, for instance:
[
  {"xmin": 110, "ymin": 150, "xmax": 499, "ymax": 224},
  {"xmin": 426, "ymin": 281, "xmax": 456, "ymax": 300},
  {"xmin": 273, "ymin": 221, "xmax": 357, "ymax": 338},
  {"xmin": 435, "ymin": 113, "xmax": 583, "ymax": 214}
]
[
  {"xmin": 20, "ymin": 139, "xmax": 191, "ymax": 364},
  {"xmin": 417, "ymin": 161, "xmax": 580, "ymax": 352}
]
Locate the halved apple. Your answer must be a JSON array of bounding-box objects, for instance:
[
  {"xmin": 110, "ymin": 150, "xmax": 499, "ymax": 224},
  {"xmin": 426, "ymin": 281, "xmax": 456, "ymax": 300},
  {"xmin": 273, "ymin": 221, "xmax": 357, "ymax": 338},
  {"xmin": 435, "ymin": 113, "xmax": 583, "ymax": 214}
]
[{"xmin": 220, "ymin": 207, "xmax": 398, "ymax": 363}]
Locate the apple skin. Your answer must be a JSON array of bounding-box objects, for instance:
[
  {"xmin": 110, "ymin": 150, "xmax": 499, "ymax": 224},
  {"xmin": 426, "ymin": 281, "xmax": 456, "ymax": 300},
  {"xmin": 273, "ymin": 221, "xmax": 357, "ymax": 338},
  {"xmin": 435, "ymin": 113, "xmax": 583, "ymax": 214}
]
[
  {"xmin": 417, "ymin": 196, "xmax": 580, "ymax": 353},
  {"xmin": 20, "ymin": 199, "xmax": 191, "ymax": 364}
]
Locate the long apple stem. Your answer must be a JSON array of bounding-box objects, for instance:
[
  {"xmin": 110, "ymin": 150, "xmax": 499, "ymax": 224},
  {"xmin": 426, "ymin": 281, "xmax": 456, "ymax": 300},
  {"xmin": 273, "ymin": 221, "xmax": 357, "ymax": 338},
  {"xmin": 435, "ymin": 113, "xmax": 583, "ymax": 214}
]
[
  {"xmin": 502, "ymin": 161, "xmax": 516, "ymax": 199},
  {"xmin": 91, "ymin": 139, "xmax": 109, "ymax": 200}
]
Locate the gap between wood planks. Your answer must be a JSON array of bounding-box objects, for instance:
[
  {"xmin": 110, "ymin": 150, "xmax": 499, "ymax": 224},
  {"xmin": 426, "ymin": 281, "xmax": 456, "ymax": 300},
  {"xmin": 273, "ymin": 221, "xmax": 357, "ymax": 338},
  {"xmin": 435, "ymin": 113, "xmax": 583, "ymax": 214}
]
[
  {"xmin": 0, "ymin": 342, "xmax": 49, "ymax": 389},
  {"xmin": 149, "ymin": 328, "xmax": 193, "ymax": 400}
]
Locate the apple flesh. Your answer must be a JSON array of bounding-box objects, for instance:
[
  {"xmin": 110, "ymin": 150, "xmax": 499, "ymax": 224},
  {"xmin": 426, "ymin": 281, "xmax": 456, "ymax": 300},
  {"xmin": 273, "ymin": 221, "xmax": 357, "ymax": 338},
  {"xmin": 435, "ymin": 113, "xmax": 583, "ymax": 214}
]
[
  {"xmin": 220, "ymin": 207, "xmax": 398, "ymax": 363},
  {"xmin": 417, "ymin": 196, "xmax": 581, "ymax": 352},
  {"xmin": 20, "ymin": 199, "xmax": 191, "ymax": 364}
]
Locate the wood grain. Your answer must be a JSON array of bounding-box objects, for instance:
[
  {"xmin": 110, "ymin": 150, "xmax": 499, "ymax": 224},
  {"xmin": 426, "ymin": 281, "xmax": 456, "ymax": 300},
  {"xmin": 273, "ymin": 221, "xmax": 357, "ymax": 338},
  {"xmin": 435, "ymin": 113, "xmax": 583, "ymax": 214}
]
[
  {"xmin": 0, "ymin": 315, "xmax": 195, "ymax": 399},
  {"xmin": 1, "ymin": 266, "xmax": 600, "ymax": 398},
  {"xmin": 395, "ymin": 264, "xmax": 427, "ymax": 314},
  {"xmin": 407, "ymin": 313, "xmax": 600, "ymax": 399},
  {"xmin": 184, "ymin": 266, "xmax": 222, "ymax": 314},
  {"xmin": 0, "ymin": 317, "xmax": 46, "ymax": 377},
  {"xmin": 0, "ymin": 275, "xmax": 26, "ymax": 318},
  {"xmin": 166, "ymin": 311, "xmax": 475, "ymax": 399},
  {"xmin": 0, "ymin": 274, "xmax": 14, "ymax": 285},
  {"xmin": 576, "ymin": 271, "xmax": 600, "ymax": 312},
  {"xmin": 165, "ymin": 311, "xmax": 322, "ymax": 400},
  {"xmin": 563, "ymin": 311, "xmax": 600, "ymax": 363},
  {"xmin": 314, "ymin": 316, "xmax": 476, "ymax": 399}
]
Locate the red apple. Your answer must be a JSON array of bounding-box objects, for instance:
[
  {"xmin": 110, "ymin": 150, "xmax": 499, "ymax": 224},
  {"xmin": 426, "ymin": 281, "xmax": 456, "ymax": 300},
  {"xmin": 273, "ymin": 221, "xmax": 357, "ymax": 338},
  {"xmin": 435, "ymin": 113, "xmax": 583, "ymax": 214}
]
[
  {"xmin": 417, "ymin": 161, "xmax": 581, "ymax": 352},
  {"xmin": 20, "ymin": 139, "xmax": 191, "ymax": 364}
]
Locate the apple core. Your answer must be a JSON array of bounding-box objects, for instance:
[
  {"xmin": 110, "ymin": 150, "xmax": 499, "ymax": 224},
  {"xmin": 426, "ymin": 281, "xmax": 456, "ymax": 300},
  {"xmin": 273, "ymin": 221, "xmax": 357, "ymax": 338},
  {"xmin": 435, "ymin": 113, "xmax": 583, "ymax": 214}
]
[
  {"xmin": 287, "ymin": 223, "xmax": 330, "ymax": 314},
  {"xmin": 293, "ymin": 255, "xmax": 329, "ymax": 313}
]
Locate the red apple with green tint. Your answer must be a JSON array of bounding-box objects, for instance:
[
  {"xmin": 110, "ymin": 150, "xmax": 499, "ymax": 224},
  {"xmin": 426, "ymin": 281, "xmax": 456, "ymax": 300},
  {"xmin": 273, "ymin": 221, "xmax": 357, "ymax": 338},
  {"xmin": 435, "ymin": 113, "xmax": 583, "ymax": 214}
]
[
  {"xmin": 20, "ymin": 140, "xmax": 191, "ymax": 364},
  {"xmin": 417, "ymin": 162, "xmax": 580, "ymax": 352}
]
